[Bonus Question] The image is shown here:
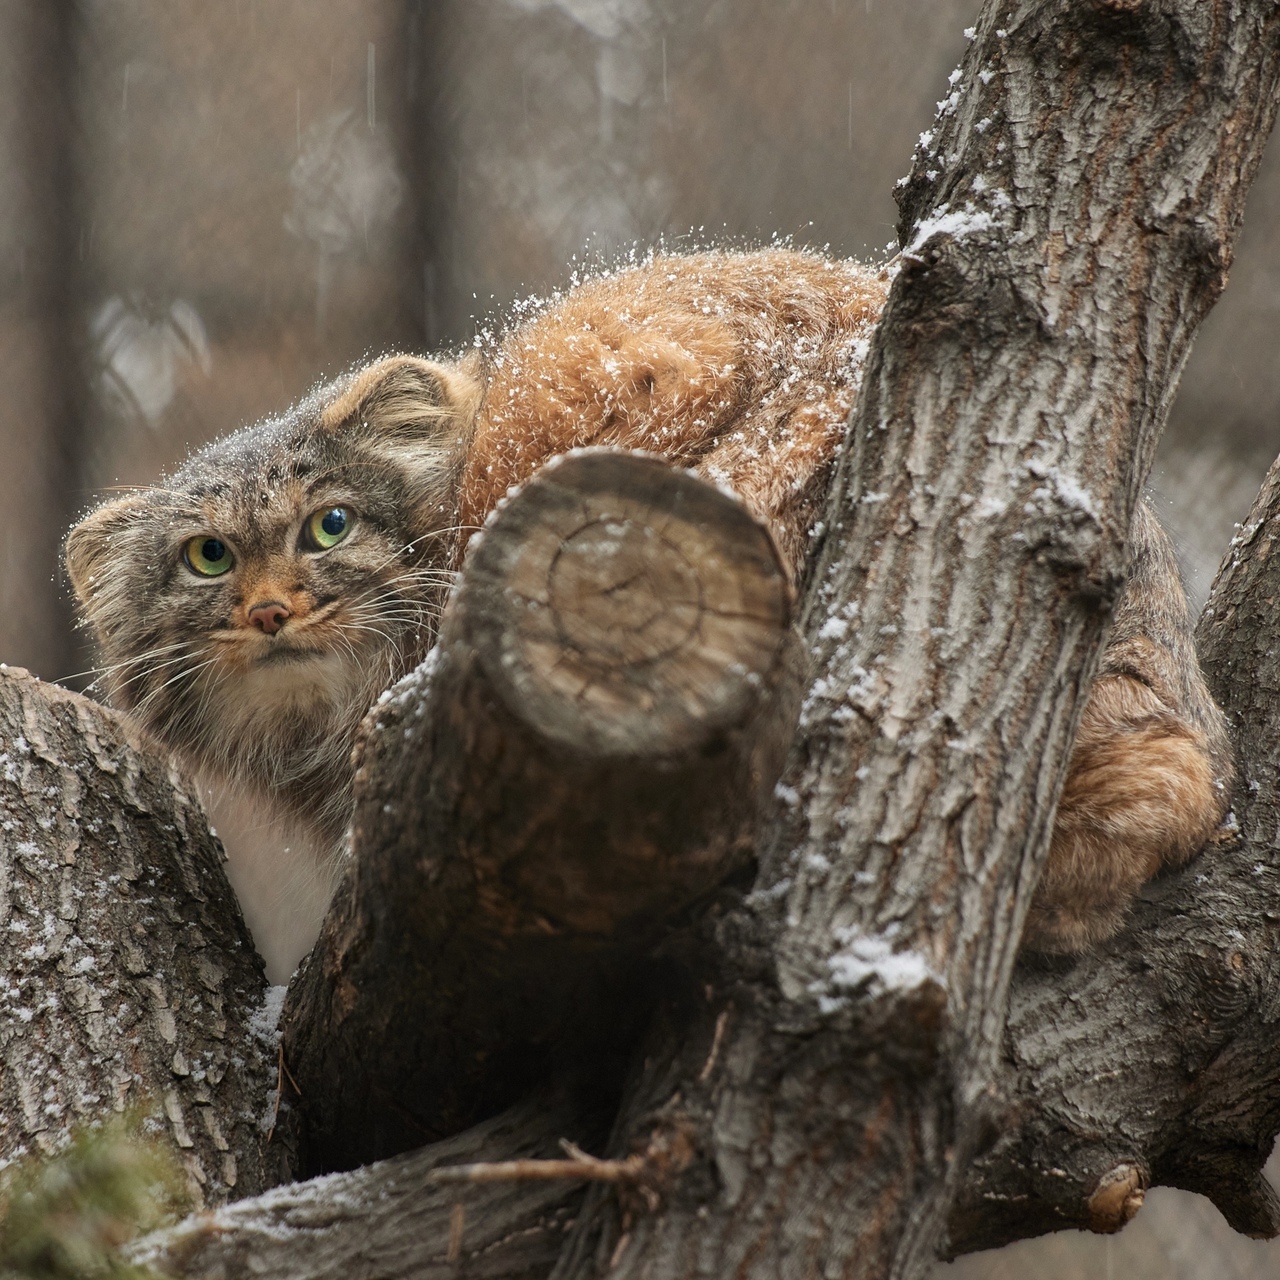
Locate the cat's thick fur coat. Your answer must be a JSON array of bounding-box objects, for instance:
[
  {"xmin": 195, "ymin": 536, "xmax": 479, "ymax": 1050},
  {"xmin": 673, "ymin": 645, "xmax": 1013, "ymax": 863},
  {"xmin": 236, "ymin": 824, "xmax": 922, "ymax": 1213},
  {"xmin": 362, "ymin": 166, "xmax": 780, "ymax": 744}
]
[{"xmin": 66, "ymin": 249, "xmax": 1232, "ymax": 975}]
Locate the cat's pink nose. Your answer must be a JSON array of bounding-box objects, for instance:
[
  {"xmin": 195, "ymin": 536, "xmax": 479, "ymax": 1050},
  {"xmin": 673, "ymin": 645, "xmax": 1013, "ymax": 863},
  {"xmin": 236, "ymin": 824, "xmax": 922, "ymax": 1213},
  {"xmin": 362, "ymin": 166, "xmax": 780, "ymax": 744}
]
[{"xmin": 248, "ymin": 601, "xmax": 291, "ymax": 635}]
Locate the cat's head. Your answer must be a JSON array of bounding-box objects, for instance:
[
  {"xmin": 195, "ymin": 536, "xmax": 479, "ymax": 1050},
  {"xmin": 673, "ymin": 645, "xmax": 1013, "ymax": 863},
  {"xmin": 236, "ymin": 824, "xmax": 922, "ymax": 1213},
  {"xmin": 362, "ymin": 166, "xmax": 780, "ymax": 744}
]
[{"xmin": 66, "ymin": 354, "xmax": 481, "ymax": 827}]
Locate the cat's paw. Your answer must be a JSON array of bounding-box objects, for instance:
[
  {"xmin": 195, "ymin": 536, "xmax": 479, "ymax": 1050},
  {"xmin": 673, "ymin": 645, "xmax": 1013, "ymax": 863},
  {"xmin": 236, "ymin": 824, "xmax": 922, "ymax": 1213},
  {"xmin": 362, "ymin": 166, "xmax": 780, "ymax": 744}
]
[{"xmin": 1023, "ymin": 674, "xmax": 1224, "ymax": 955}]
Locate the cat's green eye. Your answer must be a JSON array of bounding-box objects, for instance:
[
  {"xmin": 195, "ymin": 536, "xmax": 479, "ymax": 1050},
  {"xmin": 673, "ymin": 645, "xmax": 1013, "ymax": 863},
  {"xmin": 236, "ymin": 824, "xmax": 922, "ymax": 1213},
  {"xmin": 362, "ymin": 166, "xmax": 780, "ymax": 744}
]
[
  {"xmin": 304, "ymin": 506, "xmax": 354, "ymax": 550},
  {"xmin": 183, "ymin": 535, "xmax": 233, "ymax": 577}
]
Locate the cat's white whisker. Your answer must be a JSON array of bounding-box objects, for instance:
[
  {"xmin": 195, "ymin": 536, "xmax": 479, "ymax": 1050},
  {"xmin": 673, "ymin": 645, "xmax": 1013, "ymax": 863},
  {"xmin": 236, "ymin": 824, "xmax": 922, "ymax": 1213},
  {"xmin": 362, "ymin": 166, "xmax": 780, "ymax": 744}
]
[
  {"xmin": 339, "ymin": 623, "xmax": 402, "ymax": 649},
  {"xmin": 60, "ymin": 638, "xmax": 201, "ymax": 686},
  {"xmin": 132, "ymin": 660, "xmax": 224, "ymax": 731}
]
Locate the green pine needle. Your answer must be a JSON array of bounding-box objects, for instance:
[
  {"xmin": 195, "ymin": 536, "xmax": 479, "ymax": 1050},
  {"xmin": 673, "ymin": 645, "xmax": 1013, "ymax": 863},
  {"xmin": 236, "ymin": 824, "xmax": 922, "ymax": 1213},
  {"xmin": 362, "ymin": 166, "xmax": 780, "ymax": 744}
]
[{"xmin": 0, "ymin": 1115, "xmax": 190, "ymax": 1280}]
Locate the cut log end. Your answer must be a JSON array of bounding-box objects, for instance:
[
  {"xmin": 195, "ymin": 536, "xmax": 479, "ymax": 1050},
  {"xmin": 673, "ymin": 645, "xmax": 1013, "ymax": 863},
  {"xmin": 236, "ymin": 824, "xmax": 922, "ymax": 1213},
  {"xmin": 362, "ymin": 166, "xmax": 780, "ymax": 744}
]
[
  {"xmin": 463, "ymin": 449, "xmax": 792, "ymax": 758},
  {"xmin": 285, "ymin": 451, "xmax": 805, "ymax": 1168},
  {"xmin": 439, "ymin": 449, "xmax": 804, "ymax": 933}
]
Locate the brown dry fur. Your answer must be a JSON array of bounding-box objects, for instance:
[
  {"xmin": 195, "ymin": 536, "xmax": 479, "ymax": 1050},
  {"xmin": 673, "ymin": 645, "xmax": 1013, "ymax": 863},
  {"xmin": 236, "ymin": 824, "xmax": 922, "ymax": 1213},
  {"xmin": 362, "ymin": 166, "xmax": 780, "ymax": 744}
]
[
  {"xmin": 1022, "ymin": 502, "xmax": 1233, "ymax": 953},
  {"xmin": 1026, "ymin": 675, "xmax": 1222, "ymax": 951},
  {"xmin": 458, "ymin": 249, "xmax": 890, "ymax": 577},
  {"xmin": 66, "ymin": 247, "xmax": 1232, "ymax": 966}
]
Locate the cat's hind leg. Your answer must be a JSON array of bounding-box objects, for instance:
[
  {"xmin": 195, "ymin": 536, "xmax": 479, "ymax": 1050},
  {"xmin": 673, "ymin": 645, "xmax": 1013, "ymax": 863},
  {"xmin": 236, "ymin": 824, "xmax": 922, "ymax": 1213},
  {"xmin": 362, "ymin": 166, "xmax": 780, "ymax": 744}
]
[
  {"xmin": 1022, "ymin": 500, "xmax": 1232, "ymax": 955},
  {"xmin": 1023, "ymin": 673, "xmax": 1223, "ymax": 953}
]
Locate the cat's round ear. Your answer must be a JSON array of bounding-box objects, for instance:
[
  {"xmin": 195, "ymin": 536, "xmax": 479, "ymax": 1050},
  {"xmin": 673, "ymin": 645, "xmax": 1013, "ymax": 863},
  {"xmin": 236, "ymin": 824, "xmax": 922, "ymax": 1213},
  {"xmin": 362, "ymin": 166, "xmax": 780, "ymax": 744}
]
[
  {"xmin": 65, "ymin": 494, "xmax": 148, "ymax": 608},
  {"xmin": 322, "ymin": 354, "xmax": 482, "ymax": 444}
]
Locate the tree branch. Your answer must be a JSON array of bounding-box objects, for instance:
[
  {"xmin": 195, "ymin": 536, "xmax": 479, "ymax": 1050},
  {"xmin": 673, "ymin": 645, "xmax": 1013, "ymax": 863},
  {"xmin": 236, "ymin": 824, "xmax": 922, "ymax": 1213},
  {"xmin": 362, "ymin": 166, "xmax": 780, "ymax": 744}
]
[
  {"xmin": 0, "ymin": 667, "xmax": 285, "ymax": 1203},
  {"xmin": 282, "ymin": 451, "xmax": 801, "ymax": 1174},
  {"xmin": 128, "ymin": 1098, "xmax": 583, "ymax": 1280},
  {"xmin": 943, "ymin": 446, "xmax": 1280, "ymax": 1254}
]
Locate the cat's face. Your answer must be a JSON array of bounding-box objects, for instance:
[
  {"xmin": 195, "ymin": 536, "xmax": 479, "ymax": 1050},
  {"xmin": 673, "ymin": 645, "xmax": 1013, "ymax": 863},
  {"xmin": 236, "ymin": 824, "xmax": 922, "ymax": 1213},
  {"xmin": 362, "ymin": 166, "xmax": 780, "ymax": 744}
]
[{"xmin": 66, "ymin": 355, "xmax": 480, "ymax": 837}]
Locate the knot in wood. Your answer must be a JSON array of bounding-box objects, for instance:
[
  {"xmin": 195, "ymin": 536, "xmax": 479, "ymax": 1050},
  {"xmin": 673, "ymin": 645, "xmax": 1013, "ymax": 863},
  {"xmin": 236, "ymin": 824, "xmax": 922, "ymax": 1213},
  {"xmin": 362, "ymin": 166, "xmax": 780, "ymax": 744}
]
[
  {"xmin": 1087, "ymin": 1162, "xmax": 1146, "ymax": 1232},
  {"xmin": 619, "ymin": 1117, "xmax": 700, "ymax": 1216}
]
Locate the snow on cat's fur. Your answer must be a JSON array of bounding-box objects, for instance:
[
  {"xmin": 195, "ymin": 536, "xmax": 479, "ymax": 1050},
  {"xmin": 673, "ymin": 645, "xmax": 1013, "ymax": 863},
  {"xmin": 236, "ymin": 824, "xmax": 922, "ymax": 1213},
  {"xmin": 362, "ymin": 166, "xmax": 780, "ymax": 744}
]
[{"xmin": 66, "ymin": 248, "xmax": 1229, "ymax": 975}]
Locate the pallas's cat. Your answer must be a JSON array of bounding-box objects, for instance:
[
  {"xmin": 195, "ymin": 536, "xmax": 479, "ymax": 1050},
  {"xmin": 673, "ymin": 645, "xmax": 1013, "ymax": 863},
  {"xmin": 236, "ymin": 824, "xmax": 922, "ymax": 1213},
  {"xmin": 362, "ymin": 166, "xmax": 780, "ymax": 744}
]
[{"xmin": 66, "ymin": 249, "xmax": 1232, "ymax": 979}]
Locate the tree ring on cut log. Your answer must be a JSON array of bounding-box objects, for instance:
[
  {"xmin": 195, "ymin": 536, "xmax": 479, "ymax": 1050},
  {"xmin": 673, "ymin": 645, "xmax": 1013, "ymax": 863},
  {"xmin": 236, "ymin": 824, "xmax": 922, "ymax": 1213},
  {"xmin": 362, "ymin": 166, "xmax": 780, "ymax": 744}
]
[
  {"xmin": 462, "ymin": 450, "xmax": 792, "ymax": 758},
  {"xmin": 547, "ymin": 519, "xmax": 702, "ymax": 666}
]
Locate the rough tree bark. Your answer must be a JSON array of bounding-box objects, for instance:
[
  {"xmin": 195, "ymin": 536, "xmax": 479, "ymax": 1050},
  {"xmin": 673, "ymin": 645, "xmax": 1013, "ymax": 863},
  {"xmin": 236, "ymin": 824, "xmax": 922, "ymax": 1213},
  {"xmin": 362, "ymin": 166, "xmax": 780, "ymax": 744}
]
[
  {"xmin": 11, "ymin": 1, "xmax": 1280, "ymax": 1278},
  {"xmin": 129, "ymin": 1097, "xmax": 586, "ymax": 1280},
  {"xmin": 283, "ymin": 451, "xmax": 802, "ymax": 1173},
  {"xmin": 0, "ymin": 667, "xmax": 285, "ymax": 1203},
  {"xmin": 942, "ymin": 450, "xmax": 1280, "ymax": 1256},
  {"xmin": 545, "ymin": 4, "xmax": 1280, "ymax": 1277}
]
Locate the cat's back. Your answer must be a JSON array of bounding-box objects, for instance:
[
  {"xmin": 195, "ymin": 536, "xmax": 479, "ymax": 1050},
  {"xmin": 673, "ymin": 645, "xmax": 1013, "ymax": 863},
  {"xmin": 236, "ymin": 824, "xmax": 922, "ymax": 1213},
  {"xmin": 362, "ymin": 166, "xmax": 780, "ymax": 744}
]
[{"xmin": 457, "ymin": 249, "xmax": 890, "ymax": 573}]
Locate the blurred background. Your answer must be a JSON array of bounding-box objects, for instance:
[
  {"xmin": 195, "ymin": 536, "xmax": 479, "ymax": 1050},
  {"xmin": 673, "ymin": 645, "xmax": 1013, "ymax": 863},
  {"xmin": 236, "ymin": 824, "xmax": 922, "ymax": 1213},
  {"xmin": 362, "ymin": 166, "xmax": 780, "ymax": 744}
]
[{"xmin": 1, "ymin": 3, "xmax": 1276, "ymax": 1273}]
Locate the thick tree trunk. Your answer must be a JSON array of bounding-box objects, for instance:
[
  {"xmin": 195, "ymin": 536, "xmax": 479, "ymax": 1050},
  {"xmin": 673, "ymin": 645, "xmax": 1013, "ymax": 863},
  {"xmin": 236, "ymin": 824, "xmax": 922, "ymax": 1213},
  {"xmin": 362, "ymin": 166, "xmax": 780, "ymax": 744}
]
[
  {"xmin": 0, "ymin": 667, "xmax": 285, "ymax": 1203},
  {"xmin": 944, "ymin": 448, "xmax": 1280, "ymax": 1256},
  {"xmin": 548, "ymin": 4, "xmax": 1280, "ymax": 1277},
  {"xmin": 283, "ymin": 451, "xmax": 802, "ymax": 1174}
]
